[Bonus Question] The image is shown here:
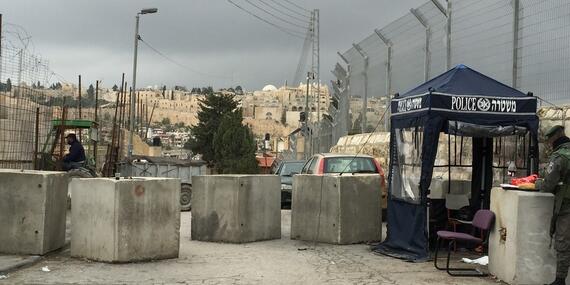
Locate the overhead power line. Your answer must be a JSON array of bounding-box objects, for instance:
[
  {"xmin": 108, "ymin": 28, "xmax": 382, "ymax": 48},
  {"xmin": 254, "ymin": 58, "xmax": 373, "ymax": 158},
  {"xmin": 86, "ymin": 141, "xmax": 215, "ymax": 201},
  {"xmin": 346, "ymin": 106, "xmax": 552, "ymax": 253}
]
[
  {"xmin": 267, "ymin": 0, "xmax": 311, "ymax": 19},
  {"xmin": 227, "ymin": 0, "xmax": 306, "ymax": 39},
  {"xmin": 254, "ymin": 0, "xmax": 311, "ymax": 25},
  {"xmin": 282, "ymin": 0, "xmax": 312, "ymax": 13},
  {"xmin": 243, "ymin": 0, "xmax": 308, "ymax": 29},
  {"xmin": 138, "ymin": 38, "xmax": 234, "ymax": 80}
]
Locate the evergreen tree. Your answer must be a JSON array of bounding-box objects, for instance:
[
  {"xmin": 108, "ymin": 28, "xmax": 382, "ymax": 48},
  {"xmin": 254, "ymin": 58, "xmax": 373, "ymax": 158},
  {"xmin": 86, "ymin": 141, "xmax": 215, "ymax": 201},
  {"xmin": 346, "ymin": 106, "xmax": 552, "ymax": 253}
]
[
  {"xmin": 213, "ymin": 110, "xmax": 259, "ymax": 174},
  {"xmin": 204, "ymin": 86, "xmax": 214, "ymax": 96},
  {"xmin": 6, "ymin": 79, "xmax": 11, "ymax": 92},
  {"xmin": 188, "ymin": 93, "xmax": 239, "ymax": 164},
  {"xmin": 87, "ymin": 84, "xmax": 95, "ymax": 106},
  {"xmin": 112, "ymin": 84, "xmax": 119, "ymax": 91},
  {"xmin": 161, "ymin": 117, "xmax": 171, "ymax": 126},
  {"xmin": 235, "ymin": 85, "xmax": 243, "ymax": 95}
]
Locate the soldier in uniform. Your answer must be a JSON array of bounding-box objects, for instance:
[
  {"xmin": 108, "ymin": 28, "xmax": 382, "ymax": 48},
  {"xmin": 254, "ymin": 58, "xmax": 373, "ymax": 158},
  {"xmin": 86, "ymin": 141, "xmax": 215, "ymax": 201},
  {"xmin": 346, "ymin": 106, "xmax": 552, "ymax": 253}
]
[{"xmin": 538, "ymin": 125, "xmax": 570, "ymax": 285}]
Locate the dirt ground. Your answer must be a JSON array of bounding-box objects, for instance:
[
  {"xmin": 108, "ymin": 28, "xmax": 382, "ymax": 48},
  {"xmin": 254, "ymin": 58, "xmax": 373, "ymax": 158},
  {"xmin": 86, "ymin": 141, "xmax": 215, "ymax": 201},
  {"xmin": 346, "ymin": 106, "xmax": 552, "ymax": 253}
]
[{"xmin": 1, "ymin": 211, "xmax": 499, "ymax": 285}]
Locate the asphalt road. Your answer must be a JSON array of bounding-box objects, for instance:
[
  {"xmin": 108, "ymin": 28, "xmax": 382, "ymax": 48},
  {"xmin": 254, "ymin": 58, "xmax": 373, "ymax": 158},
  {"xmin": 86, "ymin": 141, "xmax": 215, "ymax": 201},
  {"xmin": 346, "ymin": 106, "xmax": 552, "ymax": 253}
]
[{"xmin": 1, "ymin": 211, "xmax": 499, "ymax": 285}]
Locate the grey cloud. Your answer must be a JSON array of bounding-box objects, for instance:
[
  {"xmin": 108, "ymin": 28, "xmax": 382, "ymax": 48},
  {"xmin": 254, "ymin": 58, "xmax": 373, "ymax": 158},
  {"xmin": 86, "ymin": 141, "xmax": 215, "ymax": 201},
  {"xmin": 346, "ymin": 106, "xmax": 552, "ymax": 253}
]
[{"xmin": 2, "ymin": 0, "xmax": 427, "ymax": 90}]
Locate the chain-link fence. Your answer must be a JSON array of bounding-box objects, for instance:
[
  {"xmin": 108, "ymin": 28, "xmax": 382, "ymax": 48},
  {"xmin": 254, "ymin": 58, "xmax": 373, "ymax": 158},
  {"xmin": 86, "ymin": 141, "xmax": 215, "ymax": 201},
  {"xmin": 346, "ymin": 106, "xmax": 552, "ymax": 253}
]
[
  {"xmin": 0, "ymin": 87, "xmax": 55, "ymax": 169},
  {"xmin": 0, "ymin": 39, "xmax": 51, "ymax": 89},
  {"xmin": 318, "ymin": 0, "xmax": 570, "ymax": 154}
]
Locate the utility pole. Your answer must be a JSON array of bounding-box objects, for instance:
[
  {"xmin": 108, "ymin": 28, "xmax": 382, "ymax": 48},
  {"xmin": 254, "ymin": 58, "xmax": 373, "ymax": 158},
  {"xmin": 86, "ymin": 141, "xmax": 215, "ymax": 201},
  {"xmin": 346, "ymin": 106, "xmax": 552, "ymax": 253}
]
[
  {"xmin": 304, "ymin": 71, "xmax": 314, "ymax": 159},
  {"xmin": 314, "ymin": 9, "xmax": 320, "ymax": 152}
]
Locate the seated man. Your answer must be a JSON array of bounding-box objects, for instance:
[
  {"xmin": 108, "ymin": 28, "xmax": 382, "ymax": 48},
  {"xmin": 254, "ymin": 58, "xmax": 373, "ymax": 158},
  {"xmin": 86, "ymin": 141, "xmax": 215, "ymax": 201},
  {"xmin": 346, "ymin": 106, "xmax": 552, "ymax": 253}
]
[{"xmin": 62, "ymin": 133, "xmax": 86, "ymax": 171}]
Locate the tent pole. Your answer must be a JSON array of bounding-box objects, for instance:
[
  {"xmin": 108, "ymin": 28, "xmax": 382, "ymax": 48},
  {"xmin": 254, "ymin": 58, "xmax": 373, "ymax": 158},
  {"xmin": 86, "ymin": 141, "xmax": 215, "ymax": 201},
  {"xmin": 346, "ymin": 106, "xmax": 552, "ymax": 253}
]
[{"xmin": 448, "ymin": 132, "xmax": 451, "ymax": 194}]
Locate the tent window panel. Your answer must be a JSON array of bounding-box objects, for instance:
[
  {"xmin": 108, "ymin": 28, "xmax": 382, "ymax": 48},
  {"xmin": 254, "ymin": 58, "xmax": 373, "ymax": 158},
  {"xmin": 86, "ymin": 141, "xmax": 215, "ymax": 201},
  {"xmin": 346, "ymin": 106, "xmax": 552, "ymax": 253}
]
[
  {"xmin": 391, "ymin": 127, "xmax": 424, "ymax": 204},
  {"xmin": 492, "ymin": 132, "xmax": 532, "ymax": 186},
  {"xmin": 433, "ymin": 134, "xmax": 473, "ymax": 168}
]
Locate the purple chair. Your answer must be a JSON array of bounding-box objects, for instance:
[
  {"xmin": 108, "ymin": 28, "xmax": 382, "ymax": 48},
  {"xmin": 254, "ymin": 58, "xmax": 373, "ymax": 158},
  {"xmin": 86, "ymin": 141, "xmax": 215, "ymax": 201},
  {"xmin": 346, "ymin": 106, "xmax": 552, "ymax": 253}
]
[{"xmin": 434, "ymin": 209, "xmax": 495, "ymax": 276}]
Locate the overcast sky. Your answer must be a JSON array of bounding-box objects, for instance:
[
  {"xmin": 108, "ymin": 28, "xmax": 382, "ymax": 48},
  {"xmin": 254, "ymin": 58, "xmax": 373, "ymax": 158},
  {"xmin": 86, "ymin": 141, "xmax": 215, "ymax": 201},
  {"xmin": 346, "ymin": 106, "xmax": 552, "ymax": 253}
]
[{"xmin": 2, "ymin": 0, "xmax": 427, "ymax": 91}]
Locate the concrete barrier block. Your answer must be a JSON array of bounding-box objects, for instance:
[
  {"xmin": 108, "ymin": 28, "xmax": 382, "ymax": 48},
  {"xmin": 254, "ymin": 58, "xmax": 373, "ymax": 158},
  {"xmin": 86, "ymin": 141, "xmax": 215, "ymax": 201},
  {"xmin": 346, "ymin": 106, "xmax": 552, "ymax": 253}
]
[
  {"xmin": 0, "ymin": 169, "xmax": 68, "ymax": 255},
  {"xmin": 291, "ymin": 175, "xmax": 382, "ymax": 244},
  {"xmin": 70, "ymin": 177, "xmax": 180, "ymax": 262},
  {"xmin": 191, "ymin": 175, "xmax": 281, "ymax": 243},
  {"xmin": 489, "ymin": 188, "xmax": 558, "ymax": 284}
]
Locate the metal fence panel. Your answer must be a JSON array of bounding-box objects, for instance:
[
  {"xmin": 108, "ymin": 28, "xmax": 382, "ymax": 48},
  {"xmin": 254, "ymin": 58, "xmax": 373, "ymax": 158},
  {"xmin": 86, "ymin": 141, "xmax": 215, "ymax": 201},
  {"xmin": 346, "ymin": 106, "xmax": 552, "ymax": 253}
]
[
  {"xmin": 417, "ymin": 1, "xmax": 447, "ymax": 79},
  {"xmin": 518, "ymin": 0, "xmax": 570, "ymax": 103},
  {"xmin": 450, "ymin": 0, "xmax": 515, "ymax": 86},
  {"xmin": 322, "ymin": 0, "xmax": 570, "ymax": 153}
]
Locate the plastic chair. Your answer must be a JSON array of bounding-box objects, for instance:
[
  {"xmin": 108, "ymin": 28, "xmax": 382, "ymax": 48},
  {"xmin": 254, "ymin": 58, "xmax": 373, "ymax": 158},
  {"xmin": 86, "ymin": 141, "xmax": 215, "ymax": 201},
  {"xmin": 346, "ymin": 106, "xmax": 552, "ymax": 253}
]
[{"xmin": 434, "ymin": 209, "xmax": 495, "ymax": 276}]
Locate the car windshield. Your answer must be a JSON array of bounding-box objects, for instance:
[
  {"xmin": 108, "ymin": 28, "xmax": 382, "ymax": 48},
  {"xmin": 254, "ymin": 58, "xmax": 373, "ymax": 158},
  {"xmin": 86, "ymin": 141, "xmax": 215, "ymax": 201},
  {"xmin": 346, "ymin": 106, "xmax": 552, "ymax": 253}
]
[
  {"xmin": 324, "ymin": 157, "xmax": 377, "ymax": 173},
  {"xmin": 279, "ymin": 162, "xmax": 305, "ymax": 176}
]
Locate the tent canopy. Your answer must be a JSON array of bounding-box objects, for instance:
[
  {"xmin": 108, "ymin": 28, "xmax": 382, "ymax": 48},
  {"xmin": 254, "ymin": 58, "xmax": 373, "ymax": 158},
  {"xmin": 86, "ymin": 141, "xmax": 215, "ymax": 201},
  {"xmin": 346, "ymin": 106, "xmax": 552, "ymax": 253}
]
[
  {"xmin": 375, "ymin": 65, "xmax": 538, "ymax": 261},
  {"xmin": 391, "ymin": 64, "xmax": 537, "ymax": 131}
]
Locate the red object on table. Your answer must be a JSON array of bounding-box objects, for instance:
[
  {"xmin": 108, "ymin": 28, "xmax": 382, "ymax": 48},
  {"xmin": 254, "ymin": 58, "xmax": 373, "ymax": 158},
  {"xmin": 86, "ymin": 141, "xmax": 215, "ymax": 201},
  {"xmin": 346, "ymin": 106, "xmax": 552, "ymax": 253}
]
[{"xmin": 511, "ymin": 174, "xmax": 538, "ymax": 186}]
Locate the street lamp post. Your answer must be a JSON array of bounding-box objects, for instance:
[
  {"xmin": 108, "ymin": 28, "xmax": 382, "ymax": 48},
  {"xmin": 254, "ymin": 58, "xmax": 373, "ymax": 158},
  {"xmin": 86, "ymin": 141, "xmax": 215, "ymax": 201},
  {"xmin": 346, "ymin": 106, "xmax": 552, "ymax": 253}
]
[{"xmin": 129, "ymin": 8, "xmax": 158, "ymax": 159}]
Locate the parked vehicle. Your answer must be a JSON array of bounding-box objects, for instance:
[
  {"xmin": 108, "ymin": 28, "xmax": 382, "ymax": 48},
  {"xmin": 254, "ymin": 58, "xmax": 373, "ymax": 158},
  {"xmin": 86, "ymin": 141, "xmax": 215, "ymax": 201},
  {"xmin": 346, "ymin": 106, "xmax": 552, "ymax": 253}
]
[
  {"xmin": 273, "ymin": 160, "xmax": 305, "ymax": 208},
  {"xmin": 300, "ymin": 153, "xmax": 387, "ymax": 217},
  {"xmin": 118, "ymin": 156, "xmax": 208, "ymax": 211},
  {"xmin": 300, "ymin": 153, "xmax": 385, "ymax": 178}
]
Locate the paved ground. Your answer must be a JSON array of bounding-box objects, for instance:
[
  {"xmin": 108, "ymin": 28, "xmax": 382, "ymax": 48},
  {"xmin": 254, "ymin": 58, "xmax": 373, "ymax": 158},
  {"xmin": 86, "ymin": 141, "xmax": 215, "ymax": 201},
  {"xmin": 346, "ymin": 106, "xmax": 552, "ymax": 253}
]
[{"xmin": 0, "ymin": 211, "xmax": 500, "ymax": 285}]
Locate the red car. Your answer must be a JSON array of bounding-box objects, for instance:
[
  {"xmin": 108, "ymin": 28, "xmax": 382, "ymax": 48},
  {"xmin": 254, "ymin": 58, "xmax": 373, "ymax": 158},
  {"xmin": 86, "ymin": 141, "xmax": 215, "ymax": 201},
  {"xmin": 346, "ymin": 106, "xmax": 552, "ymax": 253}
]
[
  {"xmin": 299, "ymin": 153, "xmax": 387, "ymax": 216},
  {"xmin": 300, "ymin": 153, "xmax": 385, "ymax": 186}
]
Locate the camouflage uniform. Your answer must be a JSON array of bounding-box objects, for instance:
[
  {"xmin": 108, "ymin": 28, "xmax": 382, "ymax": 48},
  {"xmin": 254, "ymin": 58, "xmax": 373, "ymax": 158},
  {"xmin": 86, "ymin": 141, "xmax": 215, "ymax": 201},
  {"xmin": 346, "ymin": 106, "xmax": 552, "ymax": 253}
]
[{"xmin": 539, "ymin": 138, "xmax": 570, "ymax": 281}]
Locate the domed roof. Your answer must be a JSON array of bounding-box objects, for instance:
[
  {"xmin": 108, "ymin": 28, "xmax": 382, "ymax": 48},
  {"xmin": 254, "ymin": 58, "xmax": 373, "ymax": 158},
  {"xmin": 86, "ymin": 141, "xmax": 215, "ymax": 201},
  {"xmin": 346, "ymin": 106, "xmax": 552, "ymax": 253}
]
[{"xmin": 262, "ymin": 84, "xmax": 278, "ymax": 92}]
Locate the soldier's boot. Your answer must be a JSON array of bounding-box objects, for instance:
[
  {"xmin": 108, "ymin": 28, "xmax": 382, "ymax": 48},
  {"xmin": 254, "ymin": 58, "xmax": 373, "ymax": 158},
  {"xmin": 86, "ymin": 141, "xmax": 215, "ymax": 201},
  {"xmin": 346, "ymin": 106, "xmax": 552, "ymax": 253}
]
[{"xmin": 546, "ymin": 278, "xmax": 566, "ymax": 285}]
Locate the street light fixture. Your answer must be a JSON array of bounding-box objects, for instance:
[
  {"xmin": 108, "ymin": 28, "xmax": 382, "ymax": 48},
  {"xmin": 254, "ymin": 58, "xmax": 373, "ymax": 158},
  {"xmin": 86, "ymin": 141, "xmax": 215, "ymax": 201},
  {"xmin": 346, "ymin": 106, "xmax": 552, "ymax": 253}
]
[
  {"xmin": 129, "ymin": 8, "xmax": 158, "ymax": 159},
  {"xmin": 140, "ymin": 8, "xmax": 158, "ymax": 14}
]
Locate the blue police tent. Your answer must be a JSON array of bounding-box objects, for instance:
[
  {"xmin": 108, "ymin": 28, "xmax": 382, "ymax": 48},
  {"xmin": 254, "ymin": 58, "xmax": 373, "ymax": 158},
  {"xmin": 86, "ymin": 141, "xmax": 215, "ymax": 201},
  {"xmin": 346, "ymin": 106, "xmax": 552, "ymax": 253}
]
[{"xmin": 373, "ymin": 65, "xmax": 539, "ymax": 261}]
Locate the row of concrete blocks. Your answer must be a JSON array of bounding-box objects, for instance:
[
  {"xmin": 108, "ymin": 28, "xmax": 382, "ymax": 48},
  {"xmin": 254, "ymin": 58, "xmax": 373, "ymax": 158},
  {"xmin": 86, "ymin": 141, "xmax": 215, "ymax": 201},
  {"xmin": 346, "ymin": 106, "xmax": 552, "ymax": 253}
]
[
  {"xmin": 0, "ymin": 169, "xmax": 181, "ymax": 263},
  {"xmin": 191, "ymin": 175, "xmax": 383, "ymax": 244},
  {"xmin": 0, "ymin": 170, "xmax": 382, "ymax": 263}
]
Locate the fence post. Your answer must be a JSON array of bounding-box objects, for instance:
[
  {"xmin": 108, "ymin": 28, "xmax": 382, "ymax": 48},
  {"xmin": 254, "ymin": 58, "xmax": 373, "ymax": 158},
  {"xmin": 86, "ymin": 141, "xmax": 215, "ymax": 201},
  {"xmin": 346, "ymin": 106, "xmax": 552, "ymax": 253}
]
[
  {"xmin": 16, "ymin": 49, "xmax": 23, "ymax": 97},
  {"xmin": 446, "ymin": 0, "xmax": 452, "ymax": 70},
  {"xmin": 337, "ymin": 52, "xmax": 351, "ymax": 139},
  {"xmin": 512, "ymin": 0, "xmax": 520, "ymax": 88},
  {"xmin": 94, "ymin": 80, "xmax": 99, "ymax": 170},
  {"xmin": 352, "ymin": 43, "xmax": 368, "ymax": 134},
  {"xmin": 374, "ymin": 29, "xmax": 392, "ymax": 131},
  {"xmin": 33, "ymin": 107, "xmax": 39, "ymax": 170},
  {"xmin": 0, "ymin": 14, "xmax": 3, "ymax": 86},
  {"xmin": 410, "ymin": 8, "xmax": 430, "ymax": 82}
]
